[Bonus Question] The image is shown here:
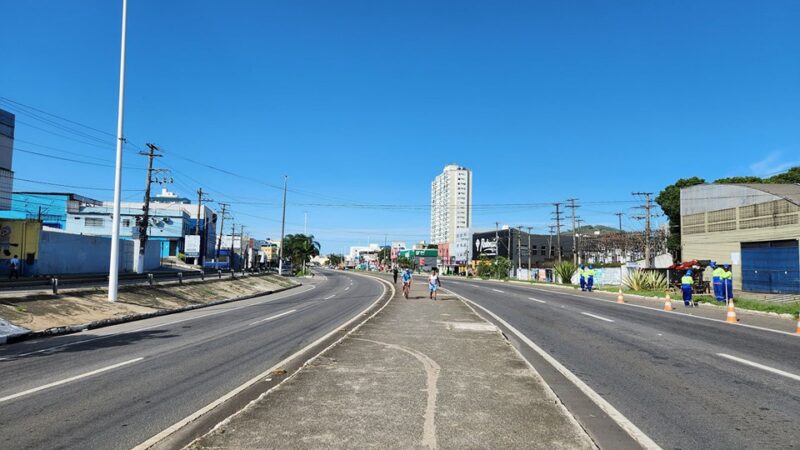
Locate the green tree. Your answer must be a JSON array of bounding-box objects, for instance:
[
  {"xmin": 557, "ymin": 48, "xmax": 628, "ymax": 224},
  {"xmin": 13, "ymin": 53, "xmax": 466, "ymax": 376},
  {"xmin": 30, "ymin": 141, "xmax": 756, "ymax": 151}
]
[
  {"xmin": 713, "ymin": 176, "xmax": 763, "ymax": 184},
  {"xmin": 396, "ymin": 255, "xmax": 413, "ymax": 269},
  {"xmin": 655, "ymin": 176, "xmax": 705, "ymax": 259},
  {"xmin": 282, "ymin": 234, "xmax": 321, "ymax": 272},
  {"xmin": 767, "ymin": 166, "xmax": 800, "ymax": 183},
  {"xmin": 327, "ymin": 253, "xmax": 343, "ymax": 267},
  {"xmin": 493, "ymin": 256, "xmax": 511, "ymax": 279},
  {"xmin": 377, "ymin": 247, "xmax": 391, "ymax": 265}
]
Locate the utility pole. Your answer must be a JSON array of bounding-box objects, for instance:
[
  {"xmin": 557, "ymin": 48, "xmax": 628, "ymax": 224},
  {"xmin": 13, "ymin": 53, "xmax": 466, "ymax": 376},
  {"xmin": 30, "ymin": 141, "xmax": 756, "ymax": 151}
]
[
  {"xmin": 278, "ymin": 176, "xmax": 288, "ymax": 276},
  {"xmin": 615, "ymin": 212, "xmax": 624, "ymax": 232},
  {"xmin": 240, "ymin": 224, "xmax": 246, "ymax": 270},
  {"xmin": 108, "ymin": 0, "xmax": 129, "ymax": 302},
  {"xmin": 194, "ymin": 188, "xmax": 212, "ymax": 266},
  {"xmin": 553, "ymin": 203, "xmax": 563, "ymax": 262},
  {"xmin": 228, "ymin": 222, "xmax": 236, "ymax": 270},
  {"xmin": 632, "ymin": 192, "xmax": 654, "ymax": 268},
  {"xmin": 525, "ymin": 226, "xmax": 533, "ymax": 280},
  {"xmin": 615, "ymin": 212, "xmax": 625, "ymax": 263},
  {"xmin": 566, "ymin": 198, "xmax": 580, "ymax": 265},
  {"xmin": 135, "ymin": 143, "xmax": 163, "ymax": 273},
  {"xmin": 517, "ymin": 225, "xmax": 524, "ymax": 278},
  {"xmin": 215, "ymin": 203, "xmax": 229, "ymax": 261},
  {"xmin": 548, "ymin": 225, "xmax": 556, "ymax": 259}
]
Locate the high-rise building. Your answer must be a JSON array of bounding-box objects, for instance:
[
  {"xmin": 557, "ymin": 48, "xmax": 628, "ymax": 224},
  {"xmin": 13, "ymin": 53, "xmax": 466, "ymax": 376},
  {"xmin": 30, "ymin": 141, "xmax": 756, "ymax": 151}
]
[
  {"xmin": 0, "ymin": 109, "xmax": 15, "ymax": 211},
  {"xmin": 431, "ymin": 164, "xmax": 472, "ymax": 244}
]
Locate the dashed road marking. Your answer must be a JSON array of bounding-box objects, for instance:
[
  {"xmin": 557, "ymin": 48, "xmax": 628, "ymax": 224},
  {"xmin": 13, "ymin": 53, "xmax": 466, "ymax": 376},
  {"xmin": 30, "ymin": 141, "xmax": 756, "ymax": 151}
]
[
  {"xmin": 249, "ymin": 309, "xmax": 297, "ymax": 326},
  {"xmin": 0, "ymin": 358, "xmax": 143, "ymax": 403},
  {"xmin": 528, "ymin": 297, "xmax": 546, "ymax": 304},
  {"xmin": 345, "ymin": 286, "xmax": 350, "ymax": 291},
  {"xmin": 581, "ymin": 312, "xmax": 615, "ymax": 323},
  {"xmin": 717, "ymin": 353, "xmax": 800, "ymax": 382},
  {"xmin": 325, "ymin": 295, "xmax": 336, "ymax": 300},
  {"xmin": 491, "ymin": 288, "xmax": 505, "ymax": 293}
]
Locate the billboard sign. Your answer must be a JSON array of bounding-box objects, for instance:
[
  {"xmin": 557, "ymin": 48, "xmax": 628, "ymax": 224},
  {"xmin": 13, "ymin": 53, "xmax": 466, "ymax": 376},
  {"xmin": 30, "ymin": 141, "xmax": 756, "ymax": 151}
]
[{"xmin": 184, "ymin": 235, "xmax": 201, "ymax": 257}]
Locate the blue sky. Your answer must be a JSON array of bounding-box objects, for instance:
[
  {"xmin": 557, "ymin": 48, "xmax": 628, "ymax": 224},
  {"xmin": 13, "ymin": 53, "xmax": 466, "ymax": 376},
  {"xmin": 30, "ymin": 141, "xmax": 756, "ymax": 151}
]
[{"xmin": 2, "ymin": 0, "xmax": 798, "ymax": 254}]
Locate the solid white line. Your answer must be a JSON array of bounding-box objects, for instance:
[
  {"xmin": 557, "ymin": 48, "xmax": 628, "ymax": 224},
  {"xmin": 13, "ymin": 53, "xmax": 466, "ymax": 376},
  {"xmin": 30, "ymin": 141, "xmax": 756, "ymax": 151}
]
[
  {"xmin": 249, "ymin": 309, "xmax": 297, "ymax": 326},
  {"xmin": 581, "ymin": 312, "xmax": 615, "ymax": 323},
  {"xmin": 491, "ymin": 288, "xmax": 505, "ymax": 293},
  {"xmin": 528, "ymin": 297, "xmax": 546, "ymax": 304},
  {"xmin": 3, "ymin": 284, "xmax": 316, "ymax": 359},
  {"xmin": 450, "ymin": 291, "xmax": 661, "ymax": 450},
  {"xmin": 134, "ymin": 272, "xmax": 393, "ymax": 450},
  {"xmin": 717, "ymin": 353, "xmax": 800, "ymax": 382},
  {"xmin": 0, "ymin": 358, "xmax": 143, "ymax": 403},
  {"xmin": 324, "ymin": 295, "xmax": 336, "ymax": 300}
]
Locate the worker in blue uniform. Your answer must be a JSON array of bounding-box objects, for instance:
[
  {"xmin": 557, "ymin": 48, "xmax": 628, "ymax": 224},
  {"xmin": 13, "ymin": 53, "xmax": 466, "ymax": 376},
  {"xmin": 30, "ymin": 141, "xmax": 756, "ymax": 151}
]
[
  {"xmin": 681, "ymin": 270, "xmax": 695, "ymax": 307},
  {"xmin": 585, "ymin": 264, "xmax": 595, "ymax": 292},
  {"xmin": 711, "ymin": 262, "xmax": 725, "ymax": 302},
  {"xmin": 579, "ymin": 264, "xmax": 586, "ymax": 291},
  {"xmin": 722, "ymin": 264, "xmax": 734, "ymax": 301}
]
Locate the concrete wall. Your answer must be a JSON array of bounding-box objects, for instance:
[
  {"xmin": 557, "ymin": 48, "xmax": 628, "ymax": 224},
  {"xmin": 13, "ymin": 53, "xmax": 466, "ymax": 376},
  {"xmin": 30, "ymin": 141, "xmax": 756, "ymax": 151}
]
[{"xmin": 34, "ymin": 230, "xmax": 160, "ymax": 275}]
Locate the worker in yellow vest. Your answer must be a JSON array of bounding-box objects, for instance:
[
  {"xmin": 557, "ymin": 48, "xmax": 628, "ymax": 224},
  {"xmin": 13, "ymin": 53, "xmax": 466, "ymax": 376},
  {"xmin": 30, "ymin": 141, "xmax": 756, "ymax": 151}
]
[
  {"xmin": 681, "ymin": 270, "xmax": 696, "ymax": 307},
  {"xmin": 711, "ymin": 262, "xmax": 725, "ymax": 302},
  {"xmin": 585, "ymin": 264, "xmax": 596, "ymax": 292},
  {"xmin": 721, "ymin": 264, "xmax": 734, "ymax": 301}
]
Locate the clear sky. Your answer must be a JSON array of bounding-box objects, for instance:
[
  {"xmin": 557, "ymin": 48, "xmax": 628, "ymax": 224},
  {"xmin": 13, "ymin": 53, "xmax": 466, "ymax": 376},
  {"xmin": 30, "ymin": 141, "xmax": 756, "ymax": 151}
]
[{"xmin": 2, "ymin": 0, "xmax": 798, "ymax": 254}]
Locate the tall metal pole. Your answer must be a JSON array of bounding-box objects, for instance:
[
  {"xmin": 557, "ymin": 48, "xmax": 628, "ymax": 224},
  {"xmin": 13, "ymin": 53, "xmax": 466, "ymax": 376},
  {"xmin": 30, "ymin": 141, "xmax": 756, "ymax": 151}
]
[
  {"xmin": 278, "ymin": 176, "xmax": 288, "ymax": 275},
  {"xmin": 525, "ymin": 226, "xmax": 533, "ymax": 280},
  {"xmin": 108, "ymin": 0, "xmax": 129, "ymax": 302}
]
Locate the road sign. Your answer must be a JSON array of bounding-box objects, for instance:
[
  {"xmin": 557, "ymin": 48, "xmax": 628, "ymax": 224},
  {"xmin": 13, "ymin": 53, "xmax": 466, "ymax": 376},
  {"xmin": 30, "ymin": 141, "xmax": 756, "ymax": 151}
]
[{"xmin": 185, "ymin": 235, "xmax": 201, "ymax": 258}]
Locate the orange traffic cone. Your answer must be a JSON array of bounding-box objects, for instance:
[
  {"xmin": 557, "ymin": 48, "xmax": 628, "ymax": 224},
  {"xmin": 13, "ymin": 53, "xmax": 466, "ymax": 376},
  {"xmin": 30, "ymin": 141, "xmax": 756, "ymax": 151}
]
[
  {"xmin": 795, "ymin": 317, "xmax": 800, "ymax": 335},
  {"xmin": 726, "ymin": 299, "xmax": 737, "ymax": 324},
  {"xmin": 617, "ymin": 289, "xmax": 625, "ymax": 304},
  {"xmin": 663, "ymin": 292, "xmax": 673, "ymax": 311}
]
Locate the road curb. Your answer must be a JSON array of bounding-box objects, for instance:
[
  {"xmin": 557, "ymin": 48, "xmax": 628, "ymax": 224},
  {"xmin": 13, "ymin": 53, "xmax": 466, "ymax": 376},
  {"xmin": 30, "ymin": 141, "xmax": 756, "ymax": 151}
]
[{"xmin": 2, "ymin": 282, "xmax": 301, "ymax": 346}]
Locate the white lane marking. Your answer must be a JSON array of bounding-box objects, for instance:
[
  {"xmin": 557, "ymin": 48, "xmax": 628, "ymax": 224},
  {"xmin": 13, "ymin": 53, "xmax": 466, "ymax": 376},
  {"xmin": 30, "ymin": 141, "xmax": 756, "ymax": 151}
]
[
  {"xmin": 528, "ymin": 297, "xmax": 546, "ymax": 304},
  {"xmin": 249, "ymin": 309, "xmax": 297, "ymax": 326},
  {"xmin": 581, "ymin": 312, "xmax": 615, "ymax": 323},
  {"xmin": 717, "ymin": 353, "xmax": 800, "ymax": 382},
  {"xmin": 526, "ymin": 286, "xmax": 799, "ymax": 337},
  {"xmin": 0, "ymin": 358, "xmax": 143, "ymax": 404},
  {"xmin": 325, "ymin": 295, "xmax": 336, "ymax": 300},
  {"xmin": 450, "ymin": 291, "xmax": 662, "ymax": 450},
  {"xmin": 1, "ymin": 284, "xmax": 316, "ymax": 360},
  {"xmin": 345, "ymin": 286, "xmax": 350, "ymax": 291},
  {"xmin": 491, "ymin": 288, "xmax": 505, "ymax": 293},
  {"xmin": 134, "ymin": 272, "xmax": 393, "ymax": 450}
]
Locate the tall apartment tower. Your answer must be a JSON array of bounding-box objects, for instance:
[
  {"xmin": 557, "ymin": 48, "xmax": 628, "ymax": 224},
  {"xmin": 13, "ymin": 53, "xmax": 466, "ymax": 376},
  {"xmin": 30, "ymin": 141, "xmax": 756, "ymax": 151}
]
[
  {"xmin": 430, "ymin": 164, "xmax": 472, "ymax": 244},
  {"xmin": 0, "ymin": 109, "xmax": 15, "ymax": 211}
]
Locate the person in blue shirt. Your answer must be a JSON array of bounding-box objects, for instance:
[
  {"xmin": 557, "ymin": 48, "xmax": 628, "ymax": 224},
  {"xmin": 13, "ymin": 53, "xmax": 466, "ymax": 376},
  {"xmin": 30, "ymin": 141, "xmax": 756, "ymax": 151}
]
[
  {"xmin": 401, "ymin": 269, "xmax": 413, "ymax": 299},
  {"xmin": 585, "ymin": 265, "xmax": 595, "ymax": 292},
  {"xmin": 578, "ymin": 264, "xmax": 586, "ymax": 291},
  {"xmin": 681, "ymin": 270, "xmax": 695, "ymax": 307}
]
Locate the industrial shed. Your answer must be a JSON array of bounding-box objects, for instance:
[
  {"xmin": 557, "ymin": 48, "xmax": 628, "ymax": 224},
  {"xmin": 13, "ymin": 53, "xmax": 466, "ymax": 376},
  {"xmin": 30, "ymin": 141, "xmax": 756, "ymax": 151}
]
[{"xmin": 680, "ymin": 183, "xmax": 800, "ymax": 294}]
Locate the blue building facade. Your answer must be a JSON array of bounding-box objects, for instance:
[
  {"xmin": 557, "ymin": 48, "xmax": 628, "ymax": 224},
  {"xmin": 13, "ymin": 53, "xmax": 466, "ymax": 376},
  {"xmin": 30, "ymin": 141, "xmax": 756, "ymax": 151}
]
[{"xmin": 11, "ymin": 192, "xmax": 101, "ymax": 229}]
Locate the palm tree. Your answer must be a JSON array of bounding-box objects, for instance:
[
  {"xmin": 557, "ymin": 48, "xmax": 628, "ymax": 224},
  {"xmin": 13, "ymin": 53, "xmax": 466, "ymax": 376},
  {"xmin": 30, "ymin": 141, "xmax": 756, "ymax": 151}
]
[{"xmin": 283, "ymin": 234, "xmax": 321, "ymax": 274}]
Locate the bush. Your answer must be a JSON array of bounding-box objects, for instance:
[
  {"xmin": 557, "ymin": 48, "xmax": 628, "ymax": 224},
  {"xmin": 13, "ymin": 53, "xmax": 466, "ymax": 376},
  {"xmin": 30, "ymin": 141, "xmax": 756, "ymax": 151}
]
[
  {"xmin": 554, "ymin": 261, "xmax": 577, "ymax": 284},
  {"xmin": 623, "ymin": 270, "xmax": 668, "ymax": 290}
]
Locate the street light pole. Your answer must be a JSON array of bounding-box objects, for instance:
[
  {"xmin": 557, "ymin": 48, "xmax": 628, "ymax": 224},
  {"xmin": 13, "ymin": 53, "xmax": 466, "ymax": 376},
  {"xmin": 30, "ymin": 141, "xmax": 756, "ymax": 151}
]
[
  {"xmin": 108, "ymin": 0, "xmax": 129, "ymax": 302},
  {"xmin": 278, "ymin": 176, "xmax": 288, "ymax": 275}
]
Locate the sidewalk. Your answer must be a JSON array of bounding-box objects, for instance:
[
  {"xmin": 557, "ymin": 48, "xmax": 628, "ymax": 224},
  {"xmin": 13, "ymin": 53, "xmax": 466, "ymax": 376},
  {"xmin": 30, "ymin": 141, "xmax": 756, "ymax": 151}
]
[{"xmin": 189, "ymin": 277, "xmax": 595, "ymax": 449}]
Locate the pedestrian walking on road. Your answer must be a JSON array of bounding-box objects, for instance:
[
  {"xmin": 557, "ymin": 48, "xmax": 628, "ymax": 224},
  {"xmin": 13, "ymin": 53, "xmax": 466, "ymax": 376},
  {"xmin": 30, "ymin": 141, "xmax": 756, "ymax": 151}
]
[
  {"xmin": 393, "ymin": 267, "xmax": 399, "ymax": 284},
  {"xmin": 681, "ymin": 270, "xmax": 695, "ymax": 307},
  {"xmin": 711, "ymin": 262, "xmax": 725, "ymax": 302},
  {"xmin": 579, "ymin": 264, "xmax": 586, "ymax": 291},
  {"xmin": 428, "ymin": 268, "xmax": 441, "ymax": 300},
  {"xmin": 402, "ymin": 268, "xmax": 413, "ymax": 299},
  {"xmin": 585, "ymin": 264, "xmax": 595, "ymax": 292},
  {"xmin": 8, "ymin": 255, "xmax": 20, "ymax": 281}
]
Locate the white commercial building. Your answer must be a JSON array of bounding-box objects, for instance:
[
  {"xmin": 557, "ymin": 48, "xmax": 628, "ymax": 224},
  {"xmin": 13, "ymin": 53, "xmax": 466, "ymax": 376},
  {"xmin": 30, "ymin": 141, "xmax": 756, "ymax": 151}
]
[{"xmin": 430, "ymin": 164, "xmax": 472, "ymax": 244}]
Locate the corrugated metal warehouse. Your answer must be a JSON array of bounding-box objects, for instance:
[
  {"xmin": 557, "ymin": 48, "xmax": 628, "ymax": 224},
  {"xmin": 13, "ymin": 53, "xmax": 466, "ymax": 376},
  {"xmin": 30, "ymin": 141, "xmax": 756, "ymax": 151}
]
[{"xmin": 680, "ymin": 184, "xmax": 800, "ymax": 294}]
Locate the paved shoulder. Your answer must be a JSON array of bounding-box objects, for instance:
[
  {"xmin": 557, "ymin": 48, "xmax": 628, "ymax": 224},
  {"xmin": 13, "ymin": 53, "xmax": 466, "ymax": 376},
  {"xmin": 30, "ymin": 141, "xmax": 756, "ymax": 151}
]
[{"xmin": 189, "ymin": 276, "xmax": 594, "ymax": 449}]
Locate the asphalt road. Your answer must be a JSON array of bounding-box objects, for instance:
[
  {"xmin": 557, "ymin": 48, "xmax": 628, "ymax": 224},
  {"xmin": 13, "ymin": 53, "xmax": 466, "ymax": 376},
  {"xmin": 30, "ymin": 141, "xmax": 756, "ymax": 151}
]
[
  {"xmin": 443, "ymin": 278, "xmax": 800, "ymax": 449},
  {"xmin": 0, "ymin": 270, "xmax": 383, "ymax": 450}
]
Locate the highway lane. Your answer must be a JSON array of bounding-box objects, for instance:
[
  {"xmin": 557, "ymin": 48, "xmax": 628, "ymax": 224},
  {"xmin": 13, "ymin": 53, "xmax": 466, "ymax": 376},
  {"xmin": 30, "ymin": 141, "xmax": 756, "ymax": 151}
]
[
  {"xmin": 0, "ymin": 270, "xmax": 383, "ymax": 450},
  {"xmin": 444, "ymin": 279, "xmax": 800, "ymax": 450}
]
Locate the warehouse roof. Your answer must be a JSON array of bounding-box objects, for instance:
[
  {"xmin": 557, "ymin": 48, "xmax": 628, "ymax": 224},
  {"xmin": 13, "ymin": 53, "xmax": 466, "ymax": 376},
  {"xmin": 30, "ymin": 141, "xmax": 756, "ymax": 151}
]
[{"xmin": 737, "ymin": 183, "xmax": 800, "ymax": 207}]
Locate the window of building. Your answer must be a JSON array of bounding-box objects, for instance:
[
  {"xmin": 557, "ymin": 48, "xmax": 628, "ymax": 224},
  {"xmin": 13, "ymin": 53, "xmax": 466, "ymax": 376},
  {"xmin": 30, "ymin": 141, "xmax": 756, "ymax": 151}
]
[{"xmin": 85, "ymin": 217, "xmax": 104, "ymax": 227}]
